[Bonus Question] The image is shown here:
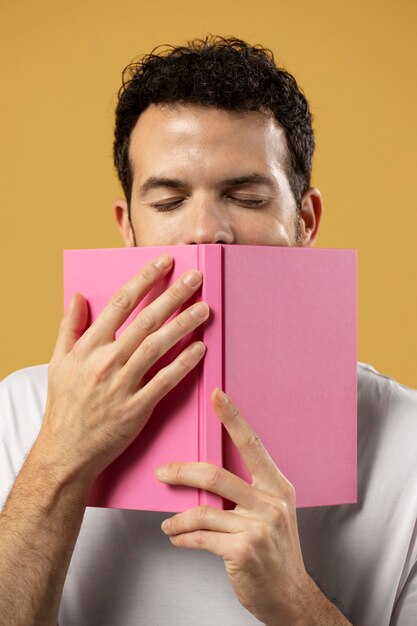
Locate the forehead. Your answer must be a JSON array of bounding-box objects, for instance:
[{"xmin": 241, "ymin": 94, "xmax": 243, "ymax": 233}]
[{"xmin": 128, "ymin": 104, "xmax": 289, "ymax": 181}]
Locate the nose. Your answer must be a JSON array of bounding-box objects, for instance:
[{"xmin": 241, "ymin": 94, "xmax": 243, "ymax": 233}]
[{"xmin": 182, "ymin": 201, "xmax": 235, "ymax": 245}]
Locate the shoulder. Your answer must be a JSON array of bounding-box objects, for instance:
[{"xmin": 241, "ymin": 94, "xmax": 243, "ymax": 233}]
[
  {"xmin": 356, "ymin": 362, "xmax": 417, "ymax": 506},
  {"xmin": 0, "ymin": 364, "xmax": 49, "ymax": 441},
  {"xmin": 357, "ymin": 362, "xmax": 417, "ymax": 440},
  {"xmin": 357, "ymin": 361, "xmax": 417, "ymax": 403},
  {"xmin": 1, "ymin": 364, "xmax": 49, "ymax": 414},
  {"xmin": 1, "ymin": 363, "xmax": 49, "ymax": 390},
  {"xmin": 0, "ymin": 365, "xmax": 49, "ymax": 507}
]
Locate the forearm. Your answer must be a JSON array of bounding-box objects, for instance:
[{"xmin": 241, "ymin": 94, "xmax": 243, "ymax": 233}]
[
  {"xmin": 0, "ymin": 440, "xmax": 90, "ymax": 626},
  {"xmin": 265, "ymin": 574, "xmax": 352, "ymax": 626}
]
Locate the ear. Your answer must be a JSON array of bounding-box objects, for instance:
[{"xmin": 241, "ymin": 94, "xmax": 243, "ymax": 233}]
[
  {"xmin": 298, "ymin": 187, "xmax": 323, "ymax": 247},
  {"xmin": 113, "ymin": 198, "xmax": 135, "ymax": 247}
]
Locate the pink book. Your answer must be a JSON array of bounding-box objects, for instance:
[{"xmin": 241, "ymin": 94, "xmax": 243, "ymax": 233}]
[{"xmin": 64, "ymin": 245, "xmax": 357, "ymax": 512}]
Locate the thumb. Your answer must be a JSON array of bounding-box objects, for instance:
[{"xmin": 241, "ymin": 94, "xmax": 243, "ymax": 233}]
[{"xmin": 52, "ymin": 293, "xmax": 89, "ymax": 361}]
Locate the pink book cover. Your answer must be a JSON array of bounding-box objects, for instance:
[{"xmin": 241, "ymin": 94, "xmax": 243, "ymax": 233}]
[{"xmin": 64, "ymin": 245, "xmax": 357, "ymax": 512}]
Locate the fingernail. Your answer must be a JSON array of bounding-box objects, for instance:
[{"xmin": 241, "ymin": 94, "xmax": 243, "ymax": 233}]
[
  {"xmin": 155, "ymin": 465, "xmax": 168, "ymax": 479},
  {"xmin": 192, "ymin": 342, "xmax": 206, "ymax": 356},
  {"xmin": 215, "ymin": 388, "xmax": 229, "ymax": 404},
  {"xmin": 191, "ymin": 303, "xmax": 209, "ymax": 319},
  {"xmin": 183, "ymin": 271, "xmax": 202, "ymax": 288},
  {"xmin": 154, "ymin": 255, "xmax": 173, "ymax": 270}
]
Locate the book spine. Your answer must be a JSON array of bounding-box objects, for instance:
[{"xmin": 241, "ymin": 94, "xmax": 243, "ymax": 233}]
[{"xmin": 198, "ymin": 245, "xmax": 224, "ymax": 509}]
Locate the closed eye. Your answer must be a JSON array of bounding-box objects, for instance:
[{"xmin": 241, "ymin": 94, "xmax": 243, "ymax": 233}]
[
  {"xmin": 150, "ymin": 196, "xmax": 267, "ymax": 212},
  {"xmin": 151, "ymin": 199, "xmax": 185, "ymax": 211},
  {"xmin": 229, "ymin": 196, "xmax": 266, "ymax": 207}
]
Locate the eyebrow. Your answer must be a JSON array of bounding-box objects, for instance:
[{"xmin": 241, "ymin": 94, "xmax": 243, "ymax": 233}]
[
  {"xmin": 139, "ymin": 173, "xmax": 276, "ymax": 196},
  {"xmin": 139, "ymin": 177, "xmax": 184, "ymax": 195},
  {"xmin": 221, "ymin": 173, "xmax": 276, "ymax": 189}
]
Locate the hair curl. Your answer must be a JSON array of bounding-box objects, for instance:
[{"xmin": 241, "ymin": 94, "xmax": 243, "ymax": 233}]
[{"xmin": 113, "ymin": 35, "xmax": 315, "ymax": 210}]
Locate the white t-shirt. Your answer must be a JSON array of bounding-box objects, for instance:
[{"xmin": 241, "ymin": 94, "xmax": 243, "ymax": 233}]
[{"xmin": 1, "ymin": 363, "xmax": 416, "ymax": 626}]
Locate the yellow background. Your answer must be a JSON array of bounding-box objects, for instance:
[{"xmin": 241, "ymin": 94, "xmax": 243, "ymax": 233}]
[{"xmin": 1, "ymin": 0, "xmax": 416, "ymax": 387}]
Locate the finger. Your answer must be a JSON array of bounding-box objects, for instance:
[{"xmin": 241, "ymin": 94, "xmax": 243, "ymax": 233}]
[
  {"xmin": 82, "ymin": 255, "xmax": 174, "ymax": 346},
  {"xmin": 166, "ymin": 529, "xmax": 230, "ymax": 557},
  {"xmin": 123, "ymin": 301, "xmax": 209, "ymax": 384},
  {"xmin": 115, "ymin": 268, "xmax": 204, "ymax": 363},
  {"xmin": 161, "ymin": 506, "xmax": 244, "ymax": 536},
  {"xmin": 52, "ymin": 293, "xmax": 89, "ymax": 361},
  {"xmin": 212, "ymin": 389, "xmax": 287, "ymax": 491},
  {"xmin": 137, "ymin": 340, "xmax": 207, "ymax": 412},
  {"xmin": 155, "ymin": 461, "xmax": 259, "ymax": 509}
]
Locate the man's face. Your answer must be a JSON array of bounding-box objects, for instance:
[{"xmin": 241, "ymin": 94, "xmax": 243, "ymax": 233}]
[{"xmin": 114, "ymin": 104, "xmax": 322, "ymax": 247}]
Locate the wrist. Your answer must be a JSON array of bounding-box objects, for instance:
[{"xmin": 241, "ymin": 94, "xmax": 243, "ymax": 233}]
[
  {"xmin": 297, "ymin": 575, "xmax": 352, "ymax": 625},
  {"xmin": 261, "ymin": 573, "xmax": 313, "ymax": 626},
  {"xmin": 263, "ymin": 574, "xmax": 349, "ymax": 626},
  {"xmin": 22, "ymin": 436, "xmax": 93, "ymax": 509}
]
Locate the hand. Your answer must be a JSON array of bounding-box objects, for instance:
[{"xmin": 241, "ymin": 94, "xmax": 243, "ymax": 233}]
[
  {"xmin": 155, "ymin": 389, "xmax": 313, "ymax": 625},
  {"xmin": 36, "ymin": 255, "xmax": 210, "ymax": 488}
]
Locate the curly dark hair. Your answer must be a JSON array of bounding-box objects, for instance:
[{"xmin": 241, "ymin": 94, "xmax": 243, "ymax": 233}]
[{"xmin": 113, "ymin": 35, "xmax": 315, "ymax": 210}]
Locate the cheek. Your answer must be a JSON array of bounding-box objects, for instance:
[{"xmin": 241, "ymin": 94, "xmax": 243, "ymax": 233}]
[
  {"xmin": 237, "ymin": 213, "xmax": 295, "ymax": 246},
  {"xmin": 132, "ymin": 211, "xmax": 185, "ymax": 246}
]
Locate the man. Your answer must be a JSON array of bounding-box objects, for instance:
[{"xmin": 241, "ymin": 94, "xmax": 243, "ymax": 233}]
[{"xmin": 0, "ymin": 36, "xmax": 416, "ymax": 626}]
